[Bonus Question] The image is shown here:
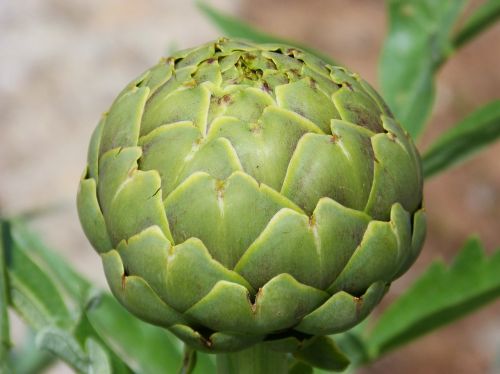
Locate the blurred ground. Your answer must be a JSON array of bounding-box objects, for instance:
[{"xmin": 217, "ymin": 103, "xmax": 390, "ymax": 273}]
[{"xmin": 1, "ymin": 0, "xmax": 499, "ymax": 373}]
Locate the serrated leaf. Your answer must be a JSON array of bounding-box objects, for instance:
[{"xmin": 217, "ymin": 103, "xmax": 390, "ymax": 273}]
[
  {"xmin": 379, "ymin": 0, "xmax": 467, "ymax": 138},
  {"xmin": 197, "ymin": 1, "xmax": 337, "ymax": 66},
  {"xmin": 6, "ymin": 218, "xmax": 187, "ymax": 373},
  {"xmin": 422, "ymin": 100, "xmax": 500, "ymax": 178},
  {"xmin": 7, "ymin": 233, "xmax": 72, "ymax": 330},
  {"xmin": 36, "ymin": 327, "xmax": 89, "ymax": 373},
  {"xmin": 9, "ymin": 330, "xmax": 54, "ymax": 374},
  {"xmin": 86, "ymin": 293, "xmax": 183, "ymax": 374},
  {"xmin": 10, "ymin": 220, "xmax": 92, "ymax": 302},
  {"xmin": 368, "ymin": 238, "xmax": 500, "ymax": 356},
  {"xmin": 5, "ymin": 220, "xmax": 132, "ymax": 373},
  {"xmin": 36, "ymin": 327, "xmax": 114, "ymax": 374},
  {"xmin": 74, "ymin": 313, "xmax": 132, "ymax": 374},
  {"xmin": 452, "ymin": 0, "xmax": 500, "ymax": 48}
]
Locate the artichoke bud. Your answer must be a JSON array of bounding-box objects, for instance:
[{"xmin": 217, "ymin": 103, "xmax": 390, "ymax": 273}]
[{"xmin": 77, "ymin": 38, "xmax": 425, "ymax": 352}]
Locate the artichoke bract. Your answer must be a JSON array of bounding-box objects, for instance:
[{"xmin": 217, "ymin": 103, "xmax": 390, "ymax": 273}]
[{"xmin": 77, "ymin": 38, "xmax": 425, "ymax": 353}]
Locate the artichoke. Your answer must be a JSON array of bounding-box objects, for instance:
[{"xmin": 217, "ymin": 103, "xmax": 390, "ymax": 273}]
[{"xmin": 77, "ymin": 38, "xmax": 425, "ymax": 354}]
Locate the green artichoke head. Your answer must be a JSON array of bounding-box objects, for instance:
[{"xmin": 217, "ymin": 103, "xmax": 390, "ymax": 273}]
[{"xmin": 77, "ymin": 38, "xmax": 425, "ymax": 353}]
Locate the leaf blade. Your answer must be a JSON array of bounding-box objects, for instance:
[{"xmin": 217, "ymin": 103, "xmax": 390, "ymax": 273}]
[
  {"xmin": 36, "ymin": 327, "xmax": 90, "ymax": 373},
  {"xmin": 368, "ymin": 238, "xmax": 500, "ymax": 356},
  {"xmin": 422, "ymin": 100, "xmax": 500, "ymax": 178},
  {"xmin": 86, "ymin": 293, "xmax": 183, "ymax": 374},
  {"xmin": 453, "ymin": 0, "xmax": 500, "ymax": 49},
  {"xmin": 379, "ymin": 0, "xmax": 467, "ymax": 138},
  {"xmin": 10, "ymin": 220, "xmax": 92, "ymax": 302},
  {"xmin": 7, "ymin": 236, "xmax": 72, "ymax": 330}
]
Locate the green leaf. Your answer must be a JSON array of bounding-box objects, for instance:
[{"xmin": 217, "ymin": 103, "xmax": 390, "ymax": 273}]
[
  {"xmin": 367, "ymin": 238, "xmax": 500, "ymax": 357},
  {"xmin": 86, "ymin": 338, "xmax": 112, "ymax": 374},
  {"xmin": 9, "ymin": 330, "xmax": 55, "ymax": 374},
  {"xmin": 36, "ymin": 327, "xmax": 113, "ymax": 374},
  {"xmin": 6, "ymin": 219, "xmax": 186, "ymax": 373},
  {"xmin": 7, "ymin": 231, "xmax": 72, "ymax": 330},
  {"xmin": 5, "ymin": 219, "xmax": 133, "ymax": 373},
  {"xmin": 197, "ymin": 1, "xmax": 337, "ymax": 66},
  {"xmin": 9, "ymin": 220, "xmax": 92, "ymax": 302},
  {"xmin": 73, "ymin": 313, "xmax": 133, "ymax": 374},
  {"xmin": 379, "ymin": 0, "xmax": 467, "ymax": 138},
  {"xmin": 0, "ymin": 220, "xmax": 12, "ymax": 367},
  {"xmin": 453, "ymin": 0, "xmax": 500, "ymax": 49},
  {"xmin": 333, "ymin": 330, "xmax": 370, "ymax": 367},
  {"xmin": 422, "ymin": 100, "xmax": 500, "ymax": 178},
  {"xmin": 36, "ymin": 327, "xmax": 90, "ymax": 373},
  {"xmin": 86, "ymin": 293, "xmax": 183, "ymax": 374},
  {"xmin": 294, "ymin": 336, "xmax": 350, "ymax": 372}
]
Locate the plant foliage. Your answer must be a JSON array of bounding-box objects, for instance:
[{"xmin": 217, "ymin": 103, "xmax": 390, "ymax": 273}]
[{"xmin": 2, "ymin": 1, "xmax": 500, "ymax": 373}]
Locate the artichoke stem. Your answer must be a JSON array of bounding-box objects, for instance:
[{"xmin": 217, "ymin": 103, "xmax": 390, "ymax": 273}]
[{"xmin": 216, "ymin": 344, "xmax": 289, "ymax": 374}]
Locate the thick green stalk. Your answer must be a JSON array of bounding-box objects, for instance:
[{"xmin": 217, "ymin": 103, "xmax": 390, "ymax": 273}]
[{"xmin": 216, "ymin": 344, "xmax": 289, "ymax": 374}]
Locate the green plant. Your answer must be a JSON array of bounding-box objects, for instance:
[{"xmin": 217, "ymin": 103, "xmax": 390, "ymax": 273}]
[
  {"xmin": 76, "ymin": 37, "xmax": 425, "ymax": 372},
  {"xmin": 1, "ymin": 1, "xmax": 500, "ymax": 373}
]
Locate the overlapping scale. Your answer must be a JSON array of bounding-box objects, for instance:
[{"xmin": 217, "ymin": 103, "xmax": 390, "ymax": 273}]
[
  {"xmin": 97, "ymin": 147, "xmax": 142, "ymax": 216},
  {"xmin": 310, "ymin": 198, "xmax": 372, "ymax": 287},
  {"xmin": 106, "ymin": 169, "xmax": 172, "ymax": 245},
  {"xmin": 169, "ymin": 324, "xmax": 263, "ymax": 353},
  {"xmin": 164, "ymin": 237, "xmax": 253, "ymax": 312},
  {"xmin": 173, "ymin": 43, "xmax": 215, "ymax": 69},
  {"xmin": 164, "ymin": 171, "xmax": 302, "ymax": 268},
  {"xmin": 78, "ymin": 38, "xmax": 425, "ymax": 354},
  {"xmin": 328, "ymin": 208, "xmax": 401, "ymax": 295},
  {"xmin": 185, "ymin": 274, "xmax": 328, "ymax": 335},
  {"xmin": 275, "ymin": 78, "xmax": 340, "ymax": 133},
  {"xmin": 86, "ymin": 116, "xmax": 105, "ymax": 181},
  {"xmin": 192, "ymin": 59, "xmax": 223, "ymax": 86},
  {"xmin": 364, "ymin": 126, "xmax": 421, "ymax": 220},
  {"xmin": 102, "ymin": 249, "xmax": 186, "ymax": 328},
  {"xmin": 138, "ymin": 122, "xmax": 202, "ymax": 197},
  {"xmin": 139, "ymin": 121, "xmax": 243, "ymax": 198},
  {"xmin": 222, "ymin": 87, "xmax": 275, "ymax": 123},
  {"xmin": 99, "ymin": 86, "xmax": 149, "ymax": 156},
  {"xmin": 395, "ymin": 208, "xmax": 427, "ymax": 277},
  {"xmin": 142, "ymin": 83, "xmax": 211, "ymax": 135},
  {"xmin": 207, "ymin": 107, "xmax": 323, "ymax": 190},
  {"xmin": 137, "ymin": 60, "xmax": 174, "ymax": 95},
  {"xmin": 76, "ymin": 177, "xmax": 112, "ymax": 253},
  {"xmin": 116, "ymin": 226, "xmax": 171, "ymax": 303},
  {"xmin": 280, "ymin": 120, "xmax": 375, "ymax": 214},
  {"xmin": 296, "ymin": 282, "xmax": 386, "ymax": 335},
  {"xmin": 235, "ymin": 208, "xmax": 323, "ymax": 288},
  {"xmin": 332, "ymin": 86, "xmax": 384, "ymax": 133}
]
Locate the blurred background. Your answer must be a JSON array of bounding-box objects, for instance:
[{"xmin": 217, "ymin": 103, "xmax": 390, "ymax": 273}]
[{"xmin": 1, "ymin": 0, "xmax": 499, "ymax": 373}]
